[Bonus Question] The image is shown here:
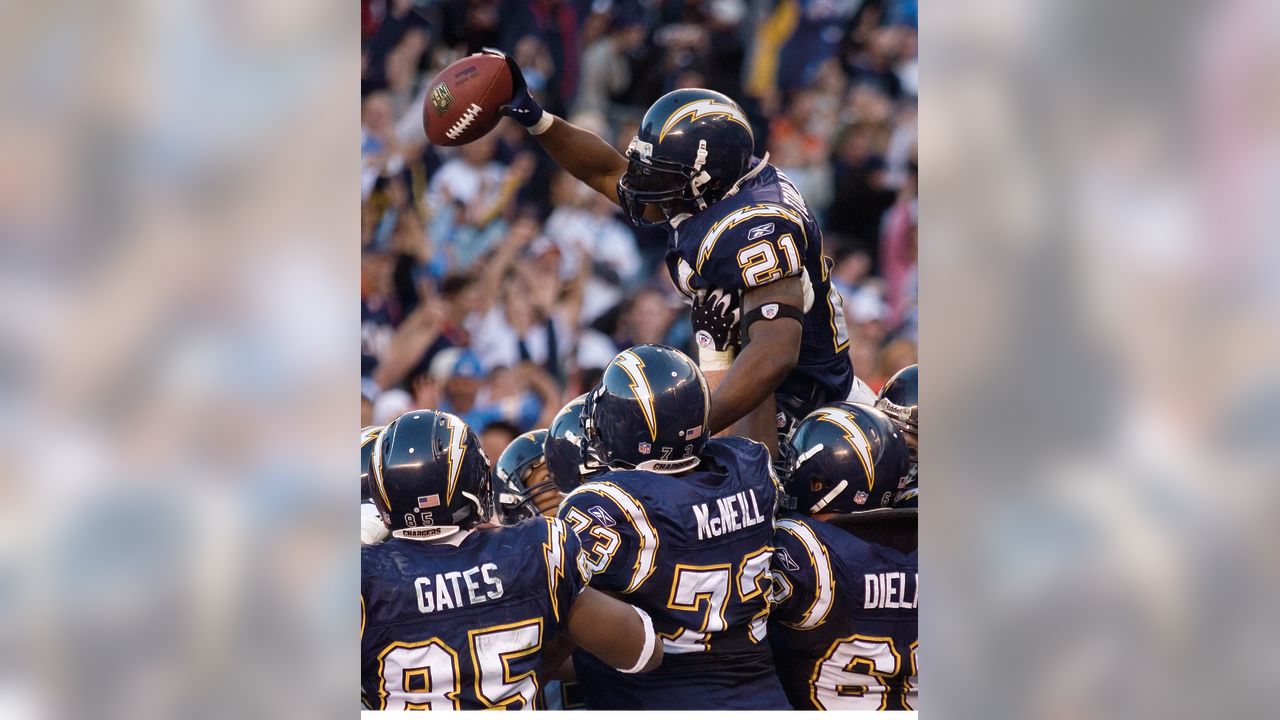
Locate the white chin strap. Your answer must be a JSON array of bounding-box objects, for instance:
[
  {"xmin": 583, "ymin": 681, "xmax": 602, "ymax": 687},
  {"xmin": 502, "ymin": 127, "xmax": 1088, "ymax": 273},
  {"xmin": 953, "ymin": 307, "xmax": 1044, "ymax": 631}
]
[
  {"xmin": 690, "ymin": 139, "xmax": 712, "ymax": 210},
  {"xmin": 634, "ymin": 454, "xmax": 701, "ymax": 475},
  {"xmin": 392, "ymin": 525, "xmax": 462, "ymax": 542}
]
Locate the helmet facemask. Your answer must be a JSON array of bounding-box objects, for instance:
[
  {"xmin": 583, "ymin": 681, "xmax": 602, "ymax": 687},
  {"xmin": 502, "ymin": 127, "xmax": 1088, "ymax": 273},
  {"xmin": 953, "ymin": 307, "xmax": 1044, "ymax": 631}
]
[{"xmin": 618, "ymin": 137, "xmax": 718, "ymax": 227}]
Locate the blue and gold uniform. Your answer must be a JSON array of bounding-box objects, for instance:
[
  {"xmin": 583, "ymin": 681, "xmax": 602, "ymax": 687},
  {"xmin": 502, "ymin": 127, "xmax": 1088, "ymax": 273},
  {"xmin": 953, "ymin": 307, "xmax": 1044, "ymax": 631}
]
[
  {"xmin": 665, "ymin": 161, "xmax": 854, "ymax": 421},
  {"xmin": 768, "ymin": 513, "xmax": 919, "ymax": 710},
  {"xmin": 557, "ymin": 437, "xmax": 790, "ymax": 709},
  {"xmin": 360, "ymin": 517, "xmax": 589, "ymax": 710}
]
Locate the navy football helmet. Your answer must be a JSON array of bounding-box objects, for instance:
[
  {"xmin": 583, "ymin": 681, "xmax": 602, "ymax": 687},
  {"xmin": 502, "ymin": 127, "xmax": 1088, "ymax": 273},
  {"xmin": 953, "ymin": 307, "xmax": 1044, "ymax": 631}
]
[
  {"xmin": 617, "ymin": 88, "xmax": 755, "ymax": 226},
  {"xmin": 876, "ymin": 364, "xmax": 918, "ymax": 507},
  {"xmin": 360, "ymin": 425, "xmax": 383, "ymax": 504},
  {"xmin": 368, "ymin": 409, "xmax": 492, "ymax": 539},
  {"xmin": 584, "ymin": 344, "xmax": 710, "ymax": 474},
  {"xmin": 544, "ymin": 394, "xmax": 606, "ymax": 492},
  {"xmin": 781, "ymin": 404, "xmax": 911, "ymax": 515},
  {"xmin": 493, "ymin": 429, "xmax": 549, "ymax": 525},
  {"xmin": 876, "ymin": 364, "xmax": 918, "ymax": 451}
]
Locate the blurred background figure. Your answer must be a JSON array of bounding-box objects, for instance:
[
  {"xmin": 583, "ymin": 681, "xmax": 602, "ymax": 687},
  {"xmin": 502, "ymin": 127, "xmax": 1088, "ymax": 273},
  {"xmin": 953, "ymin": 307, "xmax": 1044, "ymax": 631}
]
[{"xmin": 360, "ymin": 0, "xmax": 919, "ymax": 415}]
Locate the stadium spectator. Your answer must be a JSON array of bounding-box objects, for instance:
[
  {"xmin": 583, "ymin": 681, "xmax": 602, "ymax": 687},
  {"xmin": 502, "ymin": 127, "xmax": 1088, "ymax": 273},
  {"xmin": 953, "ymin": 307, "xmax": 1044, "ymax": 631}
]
[{"xmin": 360, "ymin": 0, "xmax": 919, "ymax": 421}]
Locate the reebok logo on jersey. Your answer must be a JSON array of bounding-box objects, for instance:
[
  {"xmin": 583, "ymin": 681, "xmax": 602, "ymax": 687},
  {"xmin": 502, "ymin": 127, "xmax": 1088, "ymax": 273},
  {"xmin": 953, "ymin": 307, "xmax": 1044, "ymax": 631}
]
[
  {"xmin": 775, "ymin": 546, "xmax": 801, "ymax": 572},
  {"xmin": 587, "ymin": 506, "xmax": 616, "ymax": 527},
  {"xmin": 747, "ymin": 222, "xmax": 775, "ymax": 241}
]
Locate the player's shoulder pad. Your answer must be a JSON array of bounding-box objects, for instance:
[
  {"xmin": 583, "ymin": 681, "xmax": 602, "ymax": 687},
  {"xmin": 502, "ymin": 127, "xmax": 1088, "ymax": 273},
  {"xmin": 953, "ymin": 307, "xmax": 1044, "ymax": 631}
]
[
  {"xmin": 704, "ymin": 436, "xmax": 772, "ymax": 473},
  {"xmin": 772, "ymin": 512, "xmax": 836, "ymax": 629},
  {"xmin": 706, "ymin": 436, "xmax": 778, "ymax": 491},
  {"xmin": 692, "ymin": 201, "xmax": 808, "ymax": 289},
  {"xmin": 559, "ymin": 479, "xmax": 642, "ymax": 529}
]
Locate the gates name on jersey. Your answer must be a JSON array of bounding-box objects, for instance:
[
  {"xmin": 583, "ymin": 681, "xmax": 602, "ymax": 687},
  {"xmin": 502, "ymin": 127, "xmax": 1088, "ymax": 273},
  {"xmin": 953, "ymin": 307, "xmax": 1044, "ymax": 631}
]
[
  {"xmin": 768, "ymin": 513, "xmax": 919, "ymax": 711},
  {"xmin": 361, "ymin": 517, "xmax": 589, "ymax": 710},
  {"xmin": 557, "ymin": 436, "xmax": 790, "ymax": 709},
  {"xmin": 664, "ymin": 161, "xmax": 852, "ymax": 403}
]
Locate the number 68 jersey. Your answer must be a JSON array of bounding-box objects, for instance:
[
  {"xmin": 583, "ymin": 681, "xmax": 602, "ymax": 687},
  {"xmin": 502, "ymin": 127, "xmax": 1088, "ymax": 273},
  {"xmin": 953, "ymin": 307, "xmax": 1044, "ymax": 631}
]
[
  {"xmin": 767, "ymin": 512, "xmax": 919, "ymax": 710},
  {"xmin": 360, "ymin": 517, "xmax": 590, "ymax": 710}
]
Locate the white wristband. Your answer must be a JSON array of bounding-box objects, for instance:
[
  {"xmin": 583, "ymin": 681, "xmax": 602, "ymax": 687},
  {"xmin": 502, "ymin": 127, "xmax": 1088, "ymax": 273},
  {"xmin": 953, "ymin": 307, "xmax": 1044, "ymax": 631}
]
[
  {"xmin": 697, "ymin": 345, "xmax": 736, "ymax": 372},
  {"xmin": 619, "ymin": 606, "xmax": 656, "ymax": 674},
  {"xmin": 529, "ymin": 112, "xmax": 555, "ymax": 136}
]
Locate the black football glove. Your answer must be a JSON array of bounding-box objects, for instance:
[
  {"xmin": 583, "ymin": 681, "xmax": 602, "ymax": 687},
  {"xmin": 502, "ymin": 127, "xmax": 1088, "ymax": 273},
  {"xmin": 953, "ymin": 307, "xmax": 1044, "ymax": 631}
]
[
  {"xmin": 690, "ymin": 287, "xmax": 742, "ymax": 355},
  {"xmin": 480, "ymin": 47, "xmax": 546, "ymax": 131}
]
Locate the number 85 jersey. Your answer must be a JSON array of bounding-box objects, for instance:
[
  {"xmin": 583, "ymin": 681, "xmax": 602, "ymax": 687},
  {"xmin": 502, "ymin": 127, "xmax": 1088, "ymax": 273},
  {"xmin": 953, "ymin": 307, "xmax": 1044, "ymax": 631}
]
[
  {"xmin": 767, "ymin": 512, "xmax": 919, "ymax": 710},
  {"xmin": 360, "ymin": 518, "xmax": 590, "ymax": 710},
  {"xmin": 664, "ymin": 161, "xmax": 853, "ymax": 405}
]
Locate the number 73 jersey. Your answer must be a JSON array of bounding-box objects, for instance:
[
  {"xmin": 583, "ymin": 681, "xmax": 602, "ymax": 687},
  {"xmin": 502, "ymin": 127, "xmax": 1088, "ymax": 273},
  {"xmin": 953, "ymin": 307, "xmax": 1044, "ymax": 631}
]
[
  {"xmin": 556, "ymin": 437, "xmax": 790, "ymax": 709},
  {"xmin": 767, "ymin": 512, "xmax": 919, "ymax": 710},
  {"xmin": 664, "ymin": 161, "xmax": 852, "ymax": 404}
]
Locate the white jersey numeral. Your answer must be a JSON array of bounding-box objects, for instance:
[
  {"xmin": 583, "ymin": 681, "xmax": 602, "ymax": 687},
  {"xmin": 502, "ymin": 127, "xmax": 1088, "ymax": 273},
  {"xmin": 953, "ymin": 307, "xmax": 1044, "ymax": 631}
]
[
  {"xmin": 375, "ymin": 620, "xmax": 545, "ymax": 710},
  {"xmin": 811, "ymin": 636, "xmax": 918, "ymax": 710}
]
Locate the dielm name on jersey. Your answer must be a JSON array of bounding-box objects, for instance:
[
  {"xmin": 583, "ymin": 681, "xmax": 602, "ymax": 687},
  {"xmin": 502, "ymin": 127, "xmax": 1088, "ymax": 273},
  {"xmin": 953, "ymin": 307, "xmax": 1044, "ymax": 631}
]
[
  {"xmin": 413, "ymin": 562, "xmax": 505, "ymax": 614},
  {"xmin": 864, "ymin": 571, "xmax": 918, "ymax": 610},
  {"xmin": 692, "ymin": 488, "xmax": 768, "ymax": 541}
]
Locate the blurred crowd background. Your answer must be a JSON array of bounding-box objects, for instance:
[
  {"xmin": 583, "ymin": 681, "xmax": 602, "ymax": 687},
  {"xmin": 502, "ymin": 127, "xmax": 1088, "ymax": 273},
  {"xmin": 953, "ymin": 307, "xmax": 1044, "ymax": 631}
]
[
  {"xmin": 361, "ymin": 0, "xmax": 919, "ymax": 447},
  {"xmin": 3, "ymin": 1, "xmax": 1279, "ymax": 719}
]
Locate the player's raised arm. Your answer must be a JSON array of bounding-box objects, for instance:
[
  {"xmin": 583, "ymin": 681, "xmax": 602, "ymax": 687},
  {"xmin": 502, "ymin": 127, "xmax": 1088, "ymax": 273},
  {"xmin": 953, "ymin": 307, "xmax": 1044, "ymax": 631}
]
[{"xmin": 482, "ymin": 48, "xmax": 628, "ymax": 206}]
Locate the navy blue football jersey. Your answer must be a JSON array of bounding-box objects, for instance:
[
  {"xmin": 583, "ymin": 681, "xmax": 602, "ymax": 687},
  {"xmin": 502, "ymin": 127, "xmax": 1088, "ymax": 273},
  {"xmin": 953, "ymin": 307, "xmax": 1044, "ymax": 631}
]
[
  {"xmin": 361, "ymin": 517, "xmax": 590, "ymax": 710},
  {"xmin": 768, "ymin": 512, "xmax": 919, "ymax": 710},
  {"xmin": 664, "ymin": 161, "xmax": 853, "ymax": 411},
  {"xmin": 557, "ymin": 436, "xmax": 790, "ymax": 709}
]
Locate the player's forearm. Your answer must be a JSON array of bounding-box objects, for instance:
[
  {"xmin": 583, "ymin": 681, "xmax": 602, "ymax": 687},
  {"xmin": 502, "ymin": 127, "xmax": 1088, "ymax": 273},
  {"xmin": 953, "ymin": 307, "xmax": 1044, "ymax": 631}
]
[
  {"xmin": 732, "ymin": 396, "xmax": 780, "ymax": 457},
  {"xmin": 706, "ymin": 341, "xmax": 796, "ymax": 435},
  {"xmin": 533, "ymin": 117, "xmax": 628, "ymax": 203}
]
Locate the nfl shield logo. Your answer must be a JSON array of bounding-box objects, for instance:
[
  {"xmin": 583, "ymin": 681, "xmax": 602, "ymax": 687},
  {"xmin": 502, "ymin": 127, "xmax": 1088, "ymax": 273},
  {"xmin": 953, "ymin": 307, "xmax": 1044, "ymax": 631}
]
[
  {"xmin": 762, "ymin": 303, "xmax": 779, "ymax": 319},
  {"xmin": 638, "ymin": 441, "xmax": 652, "ymax": 455},
  {"xmin": 430, "ymin": 83, "xmax": 454, "ymax": 114},
  {"xmin": 854, "ymin": 490, "xmax": 869, "ymax": 505}
]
